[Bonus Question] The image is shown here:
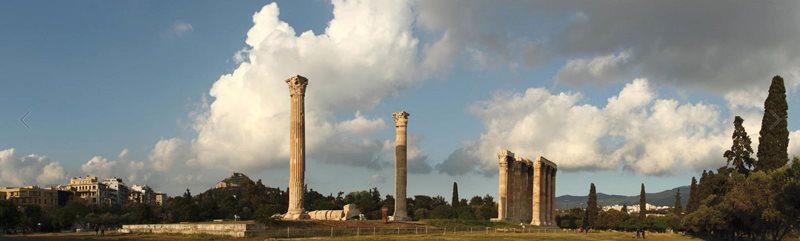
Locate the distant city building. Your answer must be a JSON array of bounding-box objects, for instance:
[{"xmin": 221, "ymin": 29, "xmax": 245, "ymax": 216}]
[
  {"xmin": 602, "ymin": 203, "xmax": 670, "ymax": 215},
  {"xmin": 129, "ymin": 184, "xmax": 155, "ymax": 205},
  {"xmin": 154, "ymin": 192, "xmax": 167, "ymax": 206},
  {"xmin": 9, "ymin": 175, "xmax": 164, "ymax": 207},
  {"xmin": 102, "ymin": 177, "xmax": 130, "ymax": 206},
  {"xmin": 0, "ymin": 186, "xmax": 59, "ymax": 208},
  {"xmin": 65, "ymin": 175, "xmax": 111, "ymax": 205}
]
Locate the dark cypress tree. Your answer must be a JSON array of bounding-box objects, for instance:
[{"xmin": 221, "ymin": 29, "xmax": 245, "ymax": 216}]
[
  {"xmin": 724, "ymin": 116, "xmax": 756, "ymax": 174},
  {"xmin": 451, "ymin": 182, "xmax": 459, "ymax": 207},
  {"xmin": 639, "ymin": 183, "xmax": 646, "ymax": 220},
  {"xmin": 756, "ymin": 75, "xmax": 789, "ymax": 171},
  {"xmin": 621, "ymin": 204, "xmax": 628, "ymax": 214},
  {"xmin": 586, "ymin": 183, "xmax": 598, "ymax": 229},
  {"xmin": 697, "ymin": 170, "xmax": 710, "ymax": 203},
  {"xmin": 674, "ymin": 189, "xmax": 682, "ymax": 215},
  {"xmin": 687, "ymin": 177, "xmax": 699, "ymax": 213}
]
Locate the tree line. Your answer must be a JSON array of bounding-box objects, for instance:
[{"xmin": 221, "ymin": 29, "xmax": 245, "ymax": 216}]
[{"xmin": 1, "ymin": 175, "xmax": 496, "ymax": 233}]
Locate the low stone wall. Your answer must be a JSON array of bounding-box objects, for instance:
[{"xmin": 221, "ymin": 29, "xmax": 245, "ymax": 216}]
[{"xmin": 120, "ymin": 223, "xmax": 266, "ymax": 237}]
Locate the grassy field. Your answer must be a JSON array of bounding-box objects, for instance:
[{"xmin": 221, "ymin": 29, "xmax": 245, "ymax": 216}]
[
  {"xmin": 1, "ymin": 231, "xmax": 704, "ymax": 241},
  {"xmin": 300, "ymin": 232, "xmax": 704, "ymax": 241}
]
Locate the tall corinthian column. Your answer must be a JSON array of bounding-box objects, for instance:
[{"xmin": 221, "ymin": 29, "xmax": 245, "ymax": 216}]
[
  {"xmin": 495, "ymin": 150, "xmax": 512, "ymax": 221},
  {"xmin": 392, "ymin": 111, "xmax": 411, "ymax": 221},
  {"xmin": 285, "ymin": 75, "xmax": 309, "ymax": 220}
]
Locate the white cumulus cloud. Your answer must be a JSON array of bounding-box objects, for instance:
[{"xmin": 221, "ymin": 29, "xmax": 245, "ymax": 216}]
[
  {"xmin": 81, "ymin": 148, "xmax": 151, "ymax": 184},
  {"xmin": 0, "ymin": 148, "xmax": 66, "ymax": 186},
  {"xmin": 438, "ymin": 79, "xmax": 731, "ymax": 176},
  {"xmin": 174, "ymin": 0, "xmax": 428, "ymax": 173}
]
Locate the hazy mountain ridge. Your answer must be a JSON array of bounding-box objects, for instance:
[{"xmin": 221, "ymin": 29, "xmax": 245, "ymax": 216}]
[{"xmin": 556, "ymin": 185, "xmax": 690, "ymax": 210}]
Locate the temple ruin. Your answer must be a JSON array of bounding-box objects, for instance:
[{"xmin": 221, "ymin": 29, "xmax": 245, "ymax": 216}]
[{"xmin": 492, "ymin": 149, "xmax": 557, "ymax": 226}]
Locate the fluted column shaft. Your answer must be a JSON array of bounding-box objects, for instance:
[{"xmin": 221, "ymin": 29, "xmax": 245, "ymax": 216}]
[
  {"xmin": 550, "ymin": 169, "xmax": 557, "ymax": 225},
  {"xmin": 526, "ymin": 163, "xmax": 533, "ymax": 222},
  {"xmin": 531, "ymin": 161, "xmax": 544, "ymax": 225},
  {"xmin": 510, "ymin": 161, "xmax": 517, "ymax": 220},
  {"xmin": 285, "ymin": 75, "xmax": 309, "ymax": 220},
  {"xmin": 497, "ymin": 161, "xmax": 509, "ymax": 220},
  {"xmin": 495, "ymin": 150, "xmax": 514, "ymax": 221},
  {"xmin": 545, "ymin": 166, "xmax": 551, "ymax": 225},
  {"xmin": 392, "ymin": 111, "xmax": 410, "ymax": 221}
]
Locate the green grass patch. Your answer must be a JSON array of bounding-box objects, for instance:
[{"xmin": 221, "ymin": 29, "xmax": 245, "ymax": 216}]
[{"xmin": 421, "ymin": 219, "xmax": 520, "ymax": 228}]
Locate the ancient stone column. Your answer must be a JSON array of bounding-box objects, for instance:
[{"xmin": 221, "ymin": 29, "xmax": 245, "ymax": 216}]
[
  {"xmin": 521, "ymin": 160, "xmax": 530, "ymax": 221},
  {"xmin": 495, "ymin": 150, "xmax": 513, "ymax": 221},
  {"xmin": 531, "ymin": 159, "xmax": 543, "ymax": 225},
  {"xmin": 514, "ymin": 160, "xmax": 522, "ymax": 221},
  {"xmin": 550, "ymin": 168, "xmax": 557, "ymax": 225},
  {"xmin": 285, "ymin": 75, "xmax": 309, "ymax": 220},
  {"xmin": 548, "ymin": 166, "xmax": 555, "ymax": 226},
  {"xmin": 524, "ymin": 159, "xmax": 533, "ymax": 222},
  {"xmin": 543, "ymin": 166, "xmax": 550, "ymax": 225},
  {"xmin": 509, "ymin": 160, "xmax": 517, "ymax": 221},
  {"xmin": 392, "ymin": 111, "xmax": 411, "ymax": 221}
]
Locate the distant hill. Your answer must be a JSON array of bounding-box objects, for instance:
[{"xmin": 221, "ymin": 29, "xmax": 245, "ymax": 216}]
[
  {"xmin": 556, "ymin": 185, "xmax": 690, "ymax": 210},
  {"xmin": 215, "ymin": 172, "xmax": 255, "ymax": 189}
]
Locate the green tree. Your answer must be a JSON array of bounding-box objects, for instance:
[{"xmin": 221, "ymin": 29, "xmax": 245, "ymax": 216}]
[
  {"xmin": 639, "ymin": 183, "xmax": 646, "ymax": 221},
  {"xmin": 254, "ymin": 204, "xmax": 283, "ymax": 225},
  {"xmin": 344, "ymin": 188, "xmax": 383, "ymax": 219},
  {"xmin": 556, "ymin": 208, "xmax": 584, "ymax": 229},
  {"xmin": 687, "ymin": 177, "xmax": 699, "ymax": 213},
  {"xmin": 723, "ymin": 171, "xmax": 770, "ymax": 240},
  {"xmin": 164, "ymin": 189, "xmax": 200, "ymax": 222},
  {"xmin": 382, "ymin": 194, "xmax": 395, "ymax": 216},
  {"xmin": 724, "ymin": 116, "xmax": 756, "ymax": 174},
  {"xmin": 468, "ymin": 195, "xmax": 496, "ymax": 220},
  {"xmin": 674, "ymin": 189, "xmax": 682, "ymax": 215},
  {"xmin": 451, "ymin": 182, "xmax": 459, "ymax": 208},
  {"xmin": 0, "ymin": 200, "xmax": 20, "ymax": 232},
  {"xmin": 429, "ymin": 205, "xmax": 455, "ymax": 219},
  {"xmin": 54, "ymin": 198, "xmax": 89, "ymax": 230},
  {"xmin": 621, "ymin": 204, "xmax": 628, "ymax": 214},
  {"xmin": 125, "ymin": 203, "xmax": 157, "ymax": 224},
  {"xmin": 757, "ymin": 75, "xmax": 789, "ymax": 171},
  {"xmin": 586, "ymin": 183, "xmax": 598, "ymax": 229},
  {"xmin": 769, "ymin": 157, "xmax": 800, "ymax": 241}
]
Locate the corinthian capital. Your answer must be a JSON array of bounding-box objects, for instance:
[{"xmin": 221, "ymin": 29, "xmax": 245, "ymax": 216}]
[
  {"xmin": 392, "ymin": 111, "xmax": 410, "ymax": 127},
  {"xmin": 286, "ymin": 75, "xmax": 309, "ymax": 96}
]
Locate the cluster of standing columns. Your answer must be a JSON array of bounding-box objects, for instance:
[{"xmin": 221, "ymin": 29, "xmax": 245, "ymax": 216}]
[{"xmin": 493, "ymin": 149, "xmax": 557, "ymax": 226}]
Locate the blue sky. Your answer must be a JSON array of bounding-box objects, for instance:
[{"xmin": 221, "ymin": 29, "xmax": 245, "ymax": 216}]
[{"xmin": 2, "ymin": 1, "xmax": 799, "ymax": 200}]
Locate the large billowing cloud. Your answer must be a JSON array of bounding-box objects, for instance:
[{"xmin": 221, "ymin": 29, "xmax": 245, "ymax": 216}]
[
  {"xmin": 0, "ymin": 148, "xmax": 66, "ymax": 186},
  {"xmin": 170, "ymin": 1, "xmax": 433, "ymax": 174},
  {"xmin": 439, "ymin": 79, "xmax": 736, "ymax": 176}
]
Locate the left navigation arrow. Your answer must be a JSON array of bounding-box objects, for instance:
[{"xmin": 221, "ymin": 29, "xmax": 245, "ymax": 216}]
[{"xmin": 20, "ymin": 111, "xmax": 30, "ymax": 129}]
